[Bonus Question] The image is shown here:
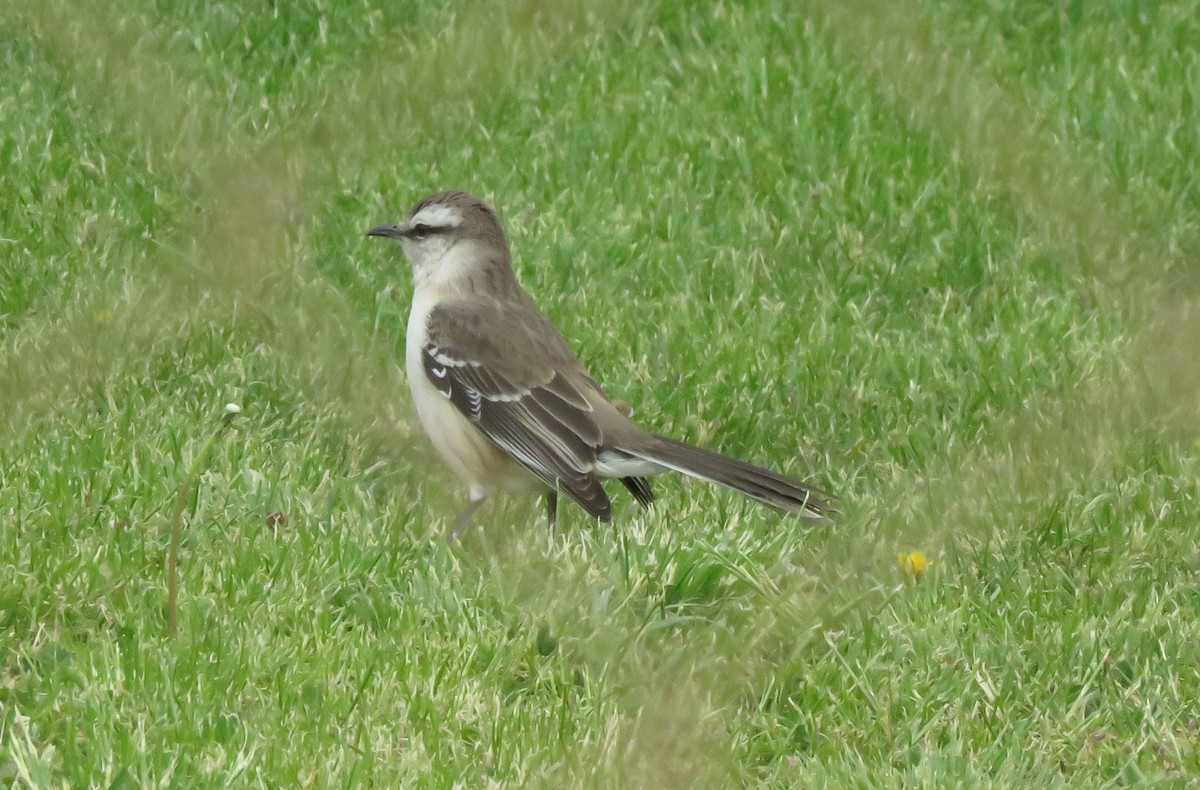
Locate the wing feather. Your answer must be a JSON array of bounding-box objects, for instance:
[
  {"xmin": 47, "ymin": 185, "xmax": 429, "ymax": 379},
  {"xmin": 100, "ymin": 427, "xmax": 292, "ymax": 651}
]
[{"xmin": 422, "ymin": 300, "xmax": 612, "ymax": 520}]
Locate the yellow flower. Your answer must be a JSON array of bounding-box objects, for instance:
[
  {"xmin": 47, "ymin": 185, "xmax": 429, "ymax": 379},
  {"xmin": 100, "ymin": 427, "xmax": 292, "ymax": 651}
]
[{"xmin": 897, "ymin": 550, "xmax": 928, "ymax": 580}]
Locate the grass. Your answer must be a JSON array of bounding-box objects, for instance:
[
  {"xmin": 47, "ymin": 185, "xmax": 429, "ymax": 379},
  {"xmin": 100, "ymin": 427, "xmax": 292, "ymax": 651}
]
[{"xmin": 2, "ymin": 0, "xmax": 1199, "ymax": 785}]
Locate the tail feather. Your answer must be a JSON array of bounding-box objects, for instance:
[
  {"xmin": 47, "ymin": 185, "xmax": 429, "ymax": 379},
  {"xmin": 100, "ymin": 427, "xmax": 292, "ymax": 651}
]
[
  {"xmin": 620, "ymin": 476, "xmax": 656, "ymax": 509},
  {"xmin": 619, "ymin": 434, "xmax": 835, "ymax": 519}
]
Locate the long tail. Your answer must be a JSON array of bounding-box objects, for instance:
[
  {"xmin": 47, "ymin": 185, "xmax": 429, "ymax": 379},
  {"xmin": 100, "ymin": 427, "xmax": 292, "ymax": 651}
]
[{"xmin": 619, "ymin": 434, "xmax": 836, "ymax": 519}]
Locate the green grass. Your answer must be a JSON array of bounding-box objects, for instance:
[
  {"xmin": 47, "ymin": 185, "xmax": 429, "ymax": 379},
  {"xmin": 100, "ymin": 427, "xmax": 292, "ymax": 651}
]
[{"xmin": 2, "ymin": 0, "xmax": 1199, "ymax": 785}]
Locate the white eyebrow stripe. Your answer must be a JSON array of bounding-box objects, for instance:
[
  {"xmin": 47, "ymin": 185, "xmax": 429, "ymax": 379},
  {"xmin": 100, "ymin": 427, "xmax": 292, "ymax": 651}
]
[{"xmin": 410, "ymin": 204, "xmax": 463, "ymax": 229}]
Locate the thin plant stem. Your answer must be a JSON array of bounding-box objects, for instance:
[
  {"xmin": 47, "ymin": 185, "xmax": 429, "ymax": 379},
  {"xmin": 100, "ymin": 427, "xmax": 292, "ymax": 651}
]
[{"xmin": 167, "ymin": 405, "xmax": 240, "ymax": 636}]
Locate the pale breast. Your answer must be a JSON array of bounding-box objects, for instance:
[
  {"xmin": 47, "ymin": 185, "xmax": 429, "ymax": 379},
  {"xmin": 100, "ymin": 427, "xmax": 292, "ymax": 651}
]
[{"xmin": 405, "ymin": 288, "xmax": 537, "ymax": 493}]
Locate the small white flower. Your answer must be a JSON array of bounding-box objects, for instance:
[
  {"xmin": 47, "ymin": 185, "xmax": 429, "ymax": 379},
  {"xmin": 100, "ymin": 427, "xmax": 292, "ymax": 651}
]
[{"xmin": 224, "ymin": 403, "xmax": 243, "ymax": 415}]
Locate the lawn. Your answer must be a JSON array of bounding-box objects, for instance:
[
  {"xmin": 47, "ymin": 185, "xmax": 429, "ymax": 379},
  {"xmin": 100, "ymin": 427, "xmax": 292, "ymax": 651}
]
[{"xmin": 2, "ymin": 0, "xmax": 1199, "ymax": 785}]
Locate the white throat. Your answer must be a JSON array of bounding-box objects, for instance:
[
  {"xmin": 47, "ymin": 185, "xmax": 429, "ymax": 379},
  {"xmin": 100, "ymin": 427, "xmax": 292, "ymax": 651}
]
[{"xmin": 404, "ymin": 238, "xmax": 487, "ymax": 296}]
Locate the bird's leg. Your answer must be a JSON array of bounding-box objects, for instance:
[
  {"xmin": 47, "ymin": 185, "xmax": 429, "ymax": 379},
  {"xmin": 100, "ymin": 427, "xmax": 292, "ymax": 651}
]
[
  {"xmin": 447, "ymin": 494, "xmax": 486, "ymax": 543},
  {"xmin": 544, "ymin": 490, "xmax": 558, "ymax": 529}
]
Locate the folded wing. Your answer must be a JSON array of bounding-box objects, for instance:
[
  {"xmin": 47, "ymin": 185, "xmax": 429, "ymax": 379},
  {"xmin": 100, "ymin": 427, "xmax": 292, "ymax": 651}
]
[{"xmin": 422, "ymin": 298, "xmax": 614, "ymax": 521}]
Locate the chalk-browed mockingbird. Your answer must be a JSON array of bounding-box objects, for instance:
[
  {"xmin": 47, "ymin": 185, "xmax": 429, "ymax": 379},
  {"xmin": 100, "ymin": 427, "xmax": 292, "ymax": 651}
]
[{"xmin": 367, "ymin": 191, "xmax": 834, "ymax": 537}]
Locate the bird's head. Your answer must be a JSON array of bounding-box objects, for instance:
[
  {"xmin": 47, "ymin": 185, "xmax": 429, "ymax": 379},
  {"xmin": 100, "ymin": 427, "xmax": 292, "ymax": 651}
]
[{"xmin": 366, "ymin": 191, "xmax": 509, "ymax": 280}]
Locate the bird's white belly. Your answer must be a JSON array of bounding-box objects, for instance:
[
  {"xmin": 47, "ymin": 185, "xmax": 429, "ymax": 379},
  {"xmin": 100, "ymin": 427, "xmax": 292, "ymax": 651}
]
[{"xmin": 405, "ymin": 290, "xmax": 540, "ymax": 495}]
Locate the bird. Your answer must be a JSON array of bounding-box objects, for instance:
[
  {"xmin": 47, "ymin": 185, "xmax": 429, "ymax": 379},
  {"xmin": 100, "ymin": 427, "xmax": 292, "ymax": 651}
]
[{"xmin": 366, "ymin": 190, "xmax": 834, "ymax": 538}]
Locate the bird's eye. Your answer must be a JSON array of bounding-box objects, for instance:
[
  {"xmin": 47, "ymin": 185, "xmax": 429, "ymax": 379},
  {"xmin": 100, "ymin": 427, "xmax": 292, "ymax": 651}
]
[{"xmin": 411, "ymin": 224, "xmax": 432, "ymax": 238}]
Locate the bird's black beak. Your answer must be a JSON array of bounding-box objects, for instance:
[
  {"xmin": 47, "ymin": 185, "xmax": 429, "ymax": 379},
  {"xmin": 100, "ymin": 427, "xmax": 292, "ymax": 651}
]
[{"xmin": 365, "ymin": 223, "xmax": 405, "ymax": 239}]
